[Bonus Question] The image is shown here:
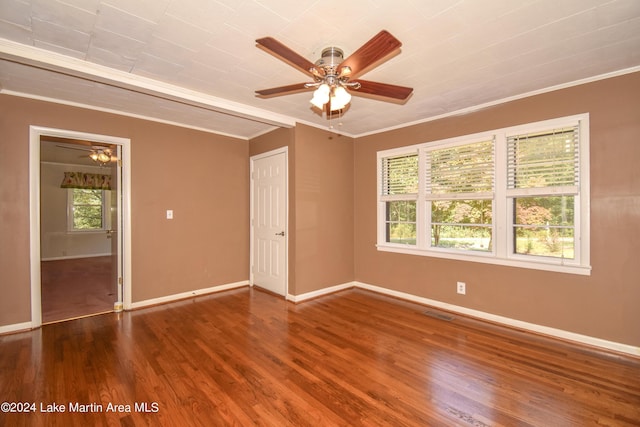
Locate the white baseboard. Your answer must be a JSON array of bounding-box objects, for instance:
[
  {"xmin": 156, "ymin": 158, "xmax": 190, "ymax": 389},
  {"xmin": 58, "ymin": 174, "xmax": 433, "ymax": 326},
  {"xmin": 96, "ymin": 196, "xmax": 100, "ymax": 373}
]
[
  {"xmin": 287, "ymin": 282, "xmax": 356, "ymax": 302},
  {"xmin": 0, "ymin": 321, "xmax": 33, "ymax": 335},
  {"xmin": 129, "ymin": 280, "xmax": 249, "ymax": 310},
  {"xmin": 354, "ymin": 281, "xmax": 640, "ymax": 357},
  {"xmin": 4, "ymin": 279, "xmax": 637, "ymax": 357}
]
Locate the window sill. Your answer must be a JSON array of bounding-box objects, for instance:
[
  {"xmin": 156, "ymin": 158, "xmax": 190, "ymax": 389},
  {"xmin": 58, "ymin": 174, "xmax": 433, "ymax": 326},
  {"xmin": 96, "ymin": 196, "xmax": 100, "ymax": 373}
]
[{"xmin": 376, "ymin": 244, "xmax": 591, "ymax": 276}]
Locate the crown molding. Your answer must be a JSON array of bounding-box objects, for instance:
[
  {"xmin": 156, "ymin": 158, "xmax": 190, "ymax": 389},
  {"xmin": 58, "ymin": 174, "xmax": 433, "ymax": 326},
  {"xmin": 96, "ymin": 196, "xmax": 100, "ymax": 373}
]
[{"xmin": 0, "ymin": 37, "xmax": 296, "ymax": 130}]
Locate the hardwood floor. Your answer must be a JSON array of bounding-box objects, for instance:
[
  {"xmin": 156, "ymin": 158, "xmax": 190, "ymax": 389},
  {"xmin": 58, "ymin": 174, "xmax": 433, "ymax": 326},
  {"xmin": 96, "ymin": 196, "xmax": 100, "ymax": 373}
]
[
  {"xmin": 1, "ymin": 287, "xmax": 638, "ymax": 426},
  {"xmin": 40, "ymin": 256, "xmax": 115, "ymax": 323}
]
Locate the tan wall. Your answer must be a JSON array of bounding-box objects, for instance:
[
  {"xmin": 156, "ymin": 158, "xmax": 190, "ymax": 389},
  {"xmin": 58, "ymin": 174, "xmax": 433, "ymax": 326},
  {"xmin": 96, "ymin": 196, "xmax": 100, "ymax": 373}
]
[
  {"xmin": 354, "ymin": 72, "xmax": 640, "ymax": 347},
  {"xmin": 0, "ymin": 94, "xmax": 249, "ymax": 325},
  {"xmin": 293, "ymin": 125, "xmax": 355, "ymax": 295}
]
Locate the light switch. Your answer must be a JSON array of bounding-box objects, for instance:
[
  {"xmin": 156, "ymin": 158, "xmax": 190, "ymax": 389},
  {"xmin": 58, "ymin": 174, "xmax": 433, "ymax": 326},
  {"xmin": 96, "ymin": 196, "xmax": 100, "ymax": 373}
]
[{"xmin": 166, "ymin": 210, "xmax": 173, "ymax": 219}]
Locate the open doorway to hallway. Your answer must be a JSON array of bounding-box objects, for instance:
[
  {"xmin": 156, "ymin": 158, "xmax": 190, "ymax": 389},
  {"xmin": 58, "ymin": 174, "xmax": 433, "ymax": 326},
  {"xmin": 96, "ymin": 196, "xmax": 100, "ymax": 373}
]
[{"xmin": 32, "ymin": 127, "xmax": 130, "ymax": 326}]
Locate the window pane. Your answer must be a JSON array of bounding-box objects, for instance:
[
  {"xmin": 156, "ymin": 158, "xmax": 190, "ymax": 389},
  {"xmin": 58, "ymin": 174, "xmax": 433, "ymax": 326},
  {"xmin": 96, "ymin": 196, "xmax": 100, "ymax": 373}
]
[
  {"xmin": 73, "ymin": 205, "xmax": 103, "ymax": 229},
  {"xmin": 427, "ymin": 140, "xmax": 494, "ymax": 194},
  {"xmin": 431, "ymin": 200, "xmax": 492, "ymax": 251},
  {"xmin": 507, "ymin": 127, "xmax": 578, "ymax": 189},
  {"xmin": 73, "ymin": 189, "xmax": 102, "ymax": 205},
  {"xmin": 386, "ymin": 201, "xmax": 416, "ymax": 245},
  {"xmin": 514, "ymin": 196, "xmax": 574, "ymax": 226},
  {"xmin": 431, "ymin": 225, "xmax": 492, "ymax": 251},
  {"xmin": 72, "ymin": 189, "xmax": 104, "ymax": 230},
  {"xmin": 514, "ymin": 197, "xmax": 575, "ymax": 259},
  {"xmin": 514, "ymin": 226, "xmax": 575, "ymax": 259},
  {"xmin": 432, "ymin": 200, "xmax": 492, "ymax": 224},
  {"xmin": 382, "ymin": 154, "xmax": 418, "ymax": 195}
]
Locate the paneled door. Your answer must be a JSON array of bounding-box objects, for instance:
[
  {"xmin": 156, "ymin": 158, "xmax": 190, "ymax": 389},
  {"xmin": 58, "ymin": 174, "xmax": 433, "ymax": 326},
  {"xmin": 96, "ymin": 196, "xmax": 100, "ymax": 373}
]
[{"xmin": 251, "ymin": 149, "xmax": 287, "ymax": 296}]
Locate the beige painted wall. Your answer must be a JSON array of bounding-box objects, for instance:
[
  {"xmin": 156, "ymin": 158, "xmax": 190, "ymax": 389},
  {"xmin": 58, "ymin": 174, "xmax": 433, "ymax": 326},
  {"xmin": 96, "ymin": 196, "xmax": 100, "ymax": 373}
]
[
  {"xmin": 0, "ymin": 94, "xmax": 249, "ymax": 325},
  {"xmin": 293, "ymin": 125, "xmax": 354, "ymax": 295},
  {"xmin": 353, "ymin": 72, "xmax": 640, "ymax": 347}
]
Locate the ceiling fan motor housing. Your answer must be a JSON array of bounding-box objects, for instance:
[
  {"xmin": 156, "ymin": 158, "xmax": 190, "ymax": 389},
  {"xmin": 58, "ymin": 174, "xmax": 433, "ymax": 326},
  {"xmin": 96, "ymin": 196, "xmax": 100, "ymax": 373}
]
[{"xmin": 315, "ymin": 47, "xmax": 344, "ymax": 75}]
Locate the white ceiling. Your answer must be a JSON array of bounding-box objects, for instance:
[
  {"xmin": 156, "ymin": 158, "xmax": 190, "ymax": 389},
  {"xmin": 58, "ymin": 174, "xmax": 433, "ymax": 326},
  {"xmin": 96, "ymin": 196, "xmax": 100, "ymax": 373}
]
[{"xmin": 1, "ymin": 0, "xmax": 639, "ymax": 139}]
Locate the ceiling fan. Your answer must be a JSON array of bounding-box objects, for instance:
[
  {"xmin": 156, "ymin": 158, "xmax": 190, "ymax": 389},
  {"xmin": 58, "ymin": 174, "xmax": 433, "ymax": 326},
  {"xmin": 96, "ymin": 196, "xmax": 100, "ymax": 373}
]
[
  {"xmin": 255, "ymin": 30, "xmax": 413, "ymax": 117},
  {"xmin": 57, "ymin": 144, "xmax": 115, "ymax": 166}
]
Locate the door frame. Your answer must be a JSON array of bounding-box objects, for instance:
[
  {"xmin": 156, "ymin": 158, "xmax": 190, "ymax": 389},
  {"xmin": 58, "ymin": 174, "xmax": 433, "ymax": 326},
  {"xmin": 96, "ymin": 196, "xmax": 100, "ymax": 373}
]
[
  {"xmin": 249, "ymin": 147, "xmax": 289, "ymax": 298},
  {"xmin": 29, "ymin": 126, "xmax": 132, "ymax": 327}
]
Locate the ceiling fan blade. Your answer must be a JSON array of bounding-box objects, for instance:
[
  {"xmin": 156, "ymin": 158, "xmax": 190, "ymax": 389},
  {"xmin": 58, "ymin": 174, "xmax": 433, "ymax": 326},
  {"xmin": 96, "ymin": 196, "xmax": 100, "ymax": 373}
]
[
  {"xmin": 256, "ymin": 37, "xmax": 320, "ymax": 77},
  {"xmin": 56, "ymin": 144, "xmax": 93, "ymax": 151},
  {"xmin": 351, "ymin": 79, "xmax": 413, "ymax": 101},
  {"xmin": 338, "ymin": 30, "xmax": 402, "ymax": 78},
  {"xmin": 256, "ymin": 83, "xmax": 313, "ymax": 98}
]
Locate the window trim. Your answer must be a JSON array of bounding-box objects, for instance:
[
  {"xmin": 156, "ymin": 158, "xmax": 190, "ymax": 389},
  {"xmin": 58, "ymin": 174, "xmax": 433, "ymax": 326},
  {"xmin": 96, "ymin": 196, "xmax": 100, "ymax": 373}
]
[{"xmin": 376, "ymin": 114, "xmax": 591, "ymax": 276}]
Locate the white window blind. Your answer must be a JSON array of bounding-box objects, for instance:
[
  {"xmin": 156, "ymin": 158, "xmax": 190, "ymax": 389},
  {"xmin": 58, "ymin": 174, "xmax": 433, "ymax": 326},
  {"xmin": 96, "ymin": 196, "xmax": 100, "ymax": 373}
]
[
  {"xmin": 381, "ymin": 154, "xmax": 418, "ymax": 196},
  {"xmin": 507, "ymin": 126, "xmax": 579, "ymax": 192},
  {"xmin": 425, "ymin": 139, "xmax": 494, "ymax": 199}
]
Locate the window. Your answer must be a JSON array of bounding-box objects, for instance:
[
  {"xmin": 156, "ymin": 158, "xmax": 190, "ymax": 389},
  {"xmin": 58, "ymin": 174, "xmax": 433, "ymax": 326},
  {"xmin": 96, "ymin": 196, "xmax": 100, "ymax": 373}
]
[
  {"xmin": 381, "ymin": 153, "xmax": 418, "ymax": 244},
  {"xmin": 377, "ymin": 114, "xmax": 590, "ymax": 275},
  {"xmin": 68, "ymin": 188, "xmax": 106, "ymax": 231},
  {"xmin": 507, "ymin": 126, "xmax": 580, "ymax": 260},
  {"xmin": 427, "ymin": 139, "xmax": 494, "ymax": 252}
]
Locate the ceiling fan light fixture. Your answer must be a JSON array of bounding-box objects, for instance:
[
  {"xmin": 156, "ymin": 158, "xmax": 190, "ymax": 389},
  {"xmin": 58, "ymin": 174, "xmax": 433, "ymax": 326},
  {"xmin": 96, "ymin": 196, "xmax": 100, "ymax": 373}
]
[
  {"xmin": 310, "ymin": 83, "xmax": 330, "ymax": 109},
  {"xmin": 97, "ymin": 151, "xmax": 111, "ymax": 163},
  {"xmin": 330, "ymin": 86, "xmax": 351, "ymax": 111},
  {"xmin": 88, "ymin": 147, "xmax": 112, "ymax": 166}
]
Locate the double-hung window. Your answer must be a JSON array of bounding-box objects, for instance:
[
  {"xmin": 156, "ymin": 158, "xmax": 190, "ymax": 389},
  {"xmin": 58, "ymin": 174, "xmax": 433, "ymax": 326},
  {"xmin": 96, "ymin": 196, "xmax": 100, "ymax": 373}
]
[
  {"xmin": 377, "ymin": 114, "xmax": 590, "ymax": 275},
  {"xmin": 381, "ymin": 152, "xmax": 419, "ymax": 245},
  {"xmin": 67, "ymin": 188, "xmax": 106, "ymax": 231},
  {"xmin": 427, "ymin": 138, "xmax": 494, "ymax": 252},
  {"xmin": 507, "ymin": 125, "xmax": 580, "ymax": 261}
]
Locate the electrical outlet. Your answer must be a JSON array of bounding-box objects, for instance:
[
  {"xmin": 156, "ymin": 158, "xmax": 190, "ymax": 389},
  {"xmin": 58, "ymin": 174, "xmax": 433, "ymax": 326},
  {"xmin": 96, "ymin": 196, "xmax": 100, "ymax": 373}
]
[
  {"xmin": 166, "ymin": 210, "xmax": 173, "ymax": 219},
  {"xmin": 457, "ymin": 281, "xmax": 466, "ymax": 295}
]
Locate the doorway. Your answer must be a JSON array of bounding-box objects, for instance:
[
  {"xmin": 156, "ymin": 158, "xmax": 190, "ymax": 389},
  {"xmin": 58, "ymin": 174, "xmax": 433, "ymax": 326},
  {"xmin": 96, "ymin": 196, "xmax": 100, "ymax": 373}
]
[
  {"xmin": 250, "ymin": 147, "xmax": 288, "ymax": 297},
  {"xmin": 29, "ymin": 126, "xmax": 131, "ymax": 327}
]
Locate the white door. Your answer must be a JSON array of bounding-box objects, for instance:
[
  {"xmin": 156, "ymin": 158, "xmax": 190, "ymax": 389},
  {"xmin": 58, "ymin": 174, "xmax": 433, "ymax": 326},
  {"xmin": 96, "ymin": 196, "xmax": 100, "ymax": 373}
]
[{"xmin": 251, "ymin": 149, "xmax": 287, "ymax": 296}]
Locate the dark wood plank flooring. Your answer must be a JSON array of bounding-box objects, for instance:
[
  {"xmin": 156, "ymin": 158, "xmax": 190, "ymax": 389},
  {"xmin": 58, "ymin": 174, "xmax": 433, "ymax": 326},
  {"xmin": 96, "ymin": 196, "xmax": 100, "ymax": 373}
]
[
  {"xmin": 40, "ymin": 256, "xmax": 115, "ymax": 323},
  {"xmin": 1, "ymin": 287, "xmax": 638, "ymax": 426}
]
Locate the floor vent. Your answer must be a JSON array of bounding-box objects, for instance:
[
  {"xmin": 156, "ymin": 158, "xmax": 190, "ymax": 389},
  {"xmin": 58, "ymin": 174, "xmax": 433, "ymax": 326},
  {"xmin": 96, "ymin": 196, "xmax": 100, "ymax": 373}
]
[
  {"xmin": 424, "ymin": 310, "xmax": 455, "ymax": 321},
  {"xmin": 445, "ymin": 407, "xmax": 491, "ymax": 426}
]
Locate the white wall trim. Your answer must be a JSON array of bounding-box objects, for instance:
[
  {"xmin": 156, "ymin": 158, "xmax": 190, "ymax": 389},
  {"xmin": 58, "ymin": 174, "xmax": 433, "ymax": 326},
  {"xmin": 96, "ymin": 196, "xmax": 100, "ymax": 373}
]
[
  {"xmin": 0, "ymin": 322, "xmax": 33, "ymax": 335},
  {"xmin": 287, "ymin": 282, "xmax": 357, "ymax": 303},
  {"xmin": 29, "ymin": 126, "xmax": 132, "ymax": 327},
  {"xmin": 356, "ymin": 65, "xmax": 640, "ymax": 138},
  {"xmin": 129, "ymin": 281, "xmax": 249, "ymax": 310},
  {"xmin": 353, "ymin": 281, "xmax": 640, "ymax": 357}
]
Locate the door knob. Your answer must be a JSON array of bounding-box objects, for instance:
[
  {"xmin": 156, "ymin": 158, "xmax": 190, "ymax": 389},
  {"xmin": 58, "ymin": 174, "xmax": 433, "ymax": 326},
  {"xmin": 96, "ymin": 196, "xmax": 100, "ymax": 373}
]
[{"xmin": 275, "ymin": 231, "xmax": 285, "ymax": 236}]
